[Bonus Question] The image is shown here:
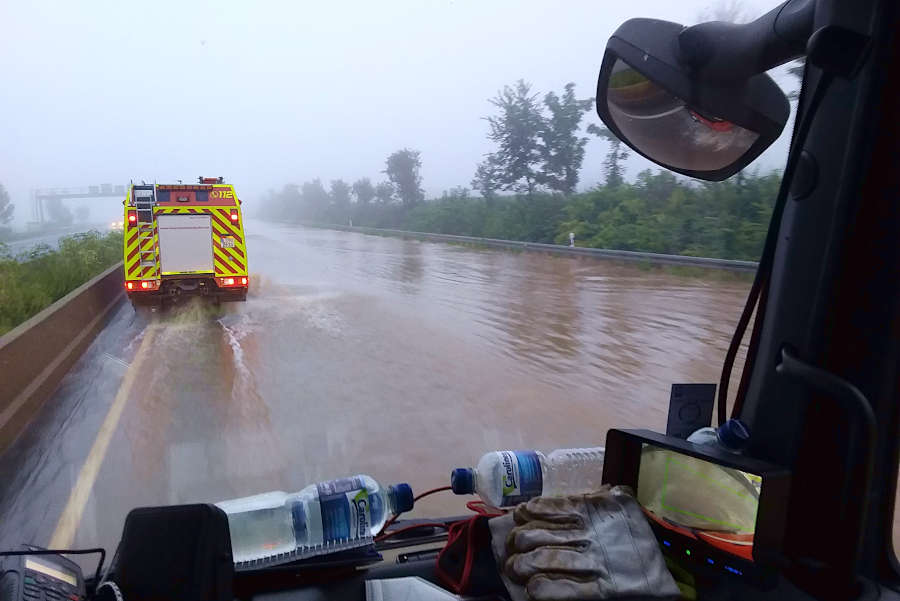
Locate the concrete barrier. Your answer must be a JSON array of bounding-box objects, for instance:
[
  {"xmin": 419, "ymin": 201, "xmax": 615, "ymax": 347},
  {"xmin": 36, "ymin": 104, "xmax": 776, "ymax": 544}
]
[
  {"xmin": 0, "ymin": 262, "xmax": 125, "ymax": 453},
  {"xmin": 304, "ymin": 223, "xmax": 760, "ymax": 272}
]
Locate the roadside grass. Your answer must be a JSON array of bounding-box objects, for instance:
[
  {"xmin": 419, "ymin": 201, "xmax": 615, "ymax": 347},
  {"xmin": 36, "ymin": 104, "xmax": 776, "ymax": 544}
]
[{"xmin": 0, "ymin": 231, "xmax": 122, "ymax": 336}]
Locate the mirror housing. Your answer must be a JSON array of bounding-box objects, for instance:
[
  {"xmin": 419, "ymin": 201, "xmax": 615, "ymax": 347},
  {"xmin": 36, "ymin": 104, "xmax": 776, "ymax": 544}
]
[{"xmin": 596, "ymin": 18, "xmax": 792, "ymax": 180}]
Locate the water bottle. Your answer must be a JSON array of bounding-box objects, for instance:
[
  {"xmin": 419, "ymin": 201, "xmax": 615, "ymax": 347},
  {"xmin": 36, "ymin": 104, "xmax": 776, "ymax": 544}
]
[
  {"xmin": 687, "ymin": 419, "xmax": 760, "ymax": 493},
  {"xmin": 686, "ymin": 418, "xmax": 750, "ymax": 453},
  {"xmin": 450, "ymin": 447, "xmax": 605, "ymax": 507},
  {"xmin": 216, "ymin": 475, "xmax": 414, "ymax": 565}
]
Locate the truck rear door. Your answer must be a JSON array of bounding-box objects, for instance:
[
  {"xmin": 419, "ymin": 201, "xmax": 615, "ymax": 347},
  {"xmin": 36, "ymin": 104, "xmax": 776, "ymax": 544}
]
[{"xmin": 158, "ymin": 214, "xmax": 214, "ymax": 274}]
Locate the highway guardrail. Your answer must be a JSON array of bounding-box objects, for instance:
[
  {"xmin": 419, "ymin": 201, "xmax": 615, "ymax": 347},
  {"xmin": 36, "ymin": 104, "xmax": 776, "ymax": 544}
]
[
  {"xmin": 0, "ymin": 262, "xmax": 124, "ymax": 453},
  {"xmin": 304, "ymin": 223, "xmax": 759, "ymax": 272}
]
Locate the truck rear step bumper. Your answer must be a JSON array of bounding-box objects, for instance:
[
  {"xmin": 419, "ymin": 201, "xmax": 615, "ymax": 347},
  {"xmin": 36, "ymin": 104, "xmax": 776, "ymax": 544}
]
[{"xmin": 128, "ymin": 277, "xmax": 247, "ymax": 305}]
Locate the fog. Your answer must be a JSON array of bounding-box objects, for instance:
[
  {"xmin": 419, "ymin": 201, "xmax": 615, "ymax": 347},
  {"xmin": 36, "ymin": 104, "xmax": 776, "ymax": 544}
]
[{"xmin": 0, "ymin": 0, "xmax": 791, "ymax": 229}]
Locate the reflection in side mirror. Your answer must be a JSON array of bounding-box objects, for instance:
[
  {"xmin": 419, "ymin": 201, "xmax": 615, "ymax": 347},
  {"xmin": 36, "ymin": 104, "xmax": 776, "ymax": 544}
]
[
  {"xmin": 596, "ymin": 18, "xmax": 790, "ymax": 181},
  {"xmin": 607, "ymin": 60, "xmax": 760, "ymax": 173}
]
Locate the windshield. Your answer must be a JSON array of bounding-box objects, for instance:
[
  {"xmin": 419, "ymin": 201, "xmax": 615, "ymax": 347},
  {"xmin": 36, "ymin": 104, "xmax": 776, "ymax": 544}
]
[{"xmin": 0, "ymin": 0, "xmax": 818, "ymax": 570}]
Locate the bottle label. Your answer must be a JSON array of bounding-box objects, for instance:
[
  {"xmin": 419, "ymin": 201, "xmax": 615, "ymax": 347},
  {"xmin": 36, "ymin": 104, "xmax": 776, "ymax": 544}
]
[
  {"xmin": 498, "ymin": 451, "xmax": 543, "ymax": 506},
  {"xmin": 317, "ymin": 477, "xmax": 371, "ymax": 543}
]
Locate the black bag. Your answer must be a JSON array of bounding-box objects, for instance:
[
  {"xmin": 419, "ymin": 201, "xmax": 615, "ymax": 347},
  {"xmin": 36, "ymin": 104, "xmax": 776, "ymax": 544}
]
[
  {"xmin": 435, "ymin": 515, "xmax": 505, "ymax": 596},
  {"xmin": 107, "ymin": 504, "xmax": 233, "ymax": 601}
]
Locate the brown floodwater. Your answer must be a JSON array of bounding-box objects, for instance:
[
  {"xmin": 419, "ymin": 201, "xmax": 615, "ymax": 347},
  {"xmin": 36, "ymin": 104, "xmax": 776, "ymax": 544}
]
[{"xmin": 4, "ymin": 222, "xmax": 891, "ymax": 560}]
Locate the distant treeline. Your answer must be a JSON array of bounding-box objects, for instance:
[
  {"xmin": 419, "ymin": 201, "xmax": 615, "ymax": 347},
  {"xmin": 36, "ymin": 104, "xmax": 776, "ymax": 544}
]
[
  {"xmin": 258, "ymin": 79, "xmax": 780, "ymax": 262},
  {"xmin": 259, "ymin": 168, "xmax": 779, "ymax": 262}
]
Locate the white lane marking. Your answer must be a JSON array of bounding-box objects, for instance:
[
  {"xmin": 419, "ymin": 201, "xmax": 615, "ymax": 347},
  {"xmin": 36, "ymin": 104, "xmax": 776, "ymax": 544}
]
[{"xmin": 49, "ymin": 327, "xmax": 157, "ymax": 548}]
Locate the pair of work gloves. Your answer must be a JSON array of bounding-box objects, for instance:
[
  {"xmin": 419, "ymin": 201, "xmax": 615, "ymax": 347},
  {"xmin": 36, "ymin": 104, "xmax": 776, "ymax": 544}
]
[{"xmin": 490, "ymin": 485, "xmax": 681, "ymax": 601}]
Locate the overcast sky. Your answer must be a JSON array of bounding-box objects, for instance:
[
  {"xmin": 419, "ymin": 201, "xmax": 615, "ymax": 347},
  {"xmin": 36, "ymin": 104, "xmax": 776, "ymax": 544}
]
[{"xmin": 1, "ymin": 0, "xmax": 793, "ymax": 227}]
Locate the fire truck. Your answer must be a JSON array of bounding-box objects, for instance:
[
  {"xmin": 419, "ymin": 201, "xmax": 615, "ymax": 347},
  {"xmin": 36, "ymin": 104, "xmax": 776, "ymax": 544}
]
[{"xmin": 123, "ymin": 177, "xmax": 249, "ymax": 306}]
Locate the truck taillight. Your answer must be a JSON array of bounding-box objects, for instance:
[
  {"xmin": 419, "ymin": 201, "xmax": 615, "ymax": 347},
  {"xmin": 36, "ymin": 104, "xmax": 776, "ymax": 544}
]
[
  {"xmin": 141, "ymin": 281, "xmax": 149, "ymax": 289},
  {"xmin": 217, "ymin": 277, "xmax": 247, "ymax": 287},
  {"xmin": 127, "ymin": 211, "xmax": 137, "ymax": 224},
  {"xmin": 230, "ymin": 210, "xmax": 239, "ymax": 223},
  {"xmin": 126, "ymin": 282, "xmax": 134, "ymax": 290}
]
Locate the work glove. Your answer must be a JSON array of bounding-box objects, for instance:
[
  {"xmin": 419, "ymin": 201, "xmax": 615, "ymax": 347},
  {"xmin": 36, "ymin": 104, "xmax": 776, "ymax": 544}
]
[{"xmin": 504, "ymin": 485, "xmax": 680, "ymax": 601}]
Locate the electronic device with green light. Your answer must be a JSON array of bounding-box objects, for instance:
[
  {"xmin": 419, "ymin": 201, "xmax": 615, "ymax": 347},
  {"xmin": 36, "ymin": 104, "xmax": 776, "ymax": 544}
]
[{"xmin": 602, "ymin": 429, "xmax": 791, "ymax": 588}]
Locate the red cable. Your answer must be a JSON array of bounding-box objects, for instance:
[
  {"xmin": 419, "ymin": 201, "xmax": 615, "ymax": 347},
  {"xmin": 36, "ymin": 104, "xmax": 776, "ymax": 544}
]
[
  {"xmin": 375, "ymin": 485, "xmax": 511, "ymax": 542},
  {"xmin": 374, "ymin": 485, "xmax": 510, "ymax": 542},
  {"xmin": 466, "ymin": 500, "xmax": 505, "ymax": 517},
  {"xmin": 414, "ymin": 485, "xmax": 453, "ymax": 502},
  {"xmin": 377, "ymin": 486, "xmax": 453, "ymax": 537},
  {"xmin": 718, "ymin": 272, "xmax": 763, "ymax": 425},
  {"xmin": 374, "ymin": 522, "xmax": 452, "ymax": 543},
  {"xmin": 732, "ymin": 273, "xmax": 769, "ymax": 419}
]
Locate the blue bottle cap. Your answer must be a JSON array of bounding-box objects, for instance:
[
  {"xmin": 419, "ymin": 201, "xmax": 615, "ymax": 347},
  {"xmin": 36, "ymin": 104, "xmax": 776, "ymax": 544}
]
[
  {"xmin": 390, "ymin": 483, "xmax": 414, "ymax": 513},
  {"xmin": 717, "ymin": 419, "xmax": 751, "ymax": 451},
  {"xmin": 451, "ymin": 468, "xmax": 475, "ymax": 495}
]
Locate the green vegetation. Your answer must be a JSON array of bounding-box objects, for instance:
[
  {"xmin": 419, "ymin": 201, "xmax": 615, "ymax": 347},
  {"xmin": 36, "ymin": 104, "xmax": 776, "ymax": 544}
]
[
  {"xmin": 259, "ymin": 78, "xmax": 781, "ymax": 262},
  {"xmin": 555, "ymin": 169, "xmax": 780, "ymax": 259},
  {"xmin": 0, "ymin": 231, "xmax": 122, "ymax": 335},
  {"xmin": 609, "ymin": 68, "xmax": 647, "ymax": 87},
  {"xmin": 262, "ymin": 167, "xmax": 779, "ymax": 262}
]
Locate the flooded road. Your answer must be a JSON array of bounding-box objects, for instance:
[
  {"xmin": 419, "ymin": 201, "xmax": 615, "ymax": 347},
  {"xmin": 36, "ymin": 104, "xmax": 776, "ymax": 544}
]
[
  {"xmin": 2, "ymin": 224, "xmax": 110, "ymax": 257},
  {"xmin": 0, "ymin": 222, "xmax": 755, "ymax": 560}
]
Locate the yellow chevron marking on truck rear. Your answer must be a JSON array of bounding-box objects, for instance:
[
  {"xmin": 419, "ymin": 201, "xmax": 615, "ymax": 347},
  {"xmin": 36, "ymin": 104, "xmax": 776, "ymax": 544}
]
[{"xmin": 125, "ymin": 188, "xmax": 247, "ymax": 280}]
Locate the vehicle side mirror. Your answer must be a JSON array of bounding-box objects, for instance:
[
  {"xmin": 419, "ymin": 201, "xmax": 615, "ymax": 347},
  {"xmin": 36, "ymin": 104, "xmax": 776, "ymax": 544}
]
[{"xmin": 596, "ymin": 18, "xmax": 791, "ymax": 181}]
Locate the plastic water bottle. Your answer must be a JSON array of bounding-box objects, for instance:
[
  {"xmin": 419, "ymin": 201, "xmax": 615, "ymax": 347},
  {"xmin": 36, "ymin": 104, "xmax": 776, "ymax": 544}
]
[
  {"xmin": 450, "ymin": 447, "xmax": 605, "ymax": 507},
  {"xmin": 686, "ymin": 418, "xmax": 750, "ymax": 453},
  {"xmin": 216, "ymin": 475, "xmax": 414, "ymax": 565}
]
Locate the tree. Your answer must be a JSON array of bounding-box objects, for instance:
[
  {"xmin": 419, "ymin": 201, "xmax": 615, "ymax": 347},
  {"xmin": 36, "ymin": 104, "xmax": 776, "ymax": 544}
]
[
  {"xmin": 75, "ymin": 206, "xmax": 90, "ymax": 223},
  {"xmin": 270, "ymin": 184, "xmax": 301, "ymax": 221},
  {"xmin": 45, "ymin": 197, "xmax": 73, "ymax": 225},
  {"xmin": 301, "ymin": 179, "xmax": 330, "ymax": 220},
  {"xmin": 352, "ymin": 178, "xmax": 376, "ymax": 205},
  {"xmin": 281, "ymin": 184, "xmax": 301, "ymax": 220},
  {"xmin": 471, "ymin": 158, "xmax": 502, "ymax": 202},
  {"xmin": 329, "ymin": 179, "xmax": 352, "ymax": 223},
  {"xmin": 588, "ymin": 124, "xmax": 629, "ymax": 187},
  {"xmin": 478, "ymin": 80, "xmax": 545, "ymax": 196},
  {"xmin": 259, "ymin": 165, "xmax": 782, "ymax": 260},
  {"xmin": 442, "ymin": 186, "xmax": 470, "ymax": 200},
  {"xmin": 0, "ymin": 184, "xmax": 13, "ymax": 225},
  {"xmin": 330, "ymin": 179, "xmax": 352, "ymax": 209},
  {"xmin": 375, "ymin": 182, "xmax": 395, "ymax": 204},
  {"xmin": 384, "ymin": 149, "xmax": 424, "ymax": 207},
  {"xmin": 538, "ymin": 83, "xmax": 593, "ymax": 195}
]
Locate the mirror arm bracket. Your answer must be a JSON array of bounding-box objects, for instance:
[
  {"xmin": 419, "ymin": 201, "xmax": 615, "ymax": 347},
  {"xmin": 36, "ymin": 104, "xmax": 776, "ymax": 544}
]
[
  {"xmin": 678, "ymin": 0, "xmax": 815, "ymax": 82},
  {"xmin": 807, "ymin": 25, "xmax": 871, "ymax": 78}
]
